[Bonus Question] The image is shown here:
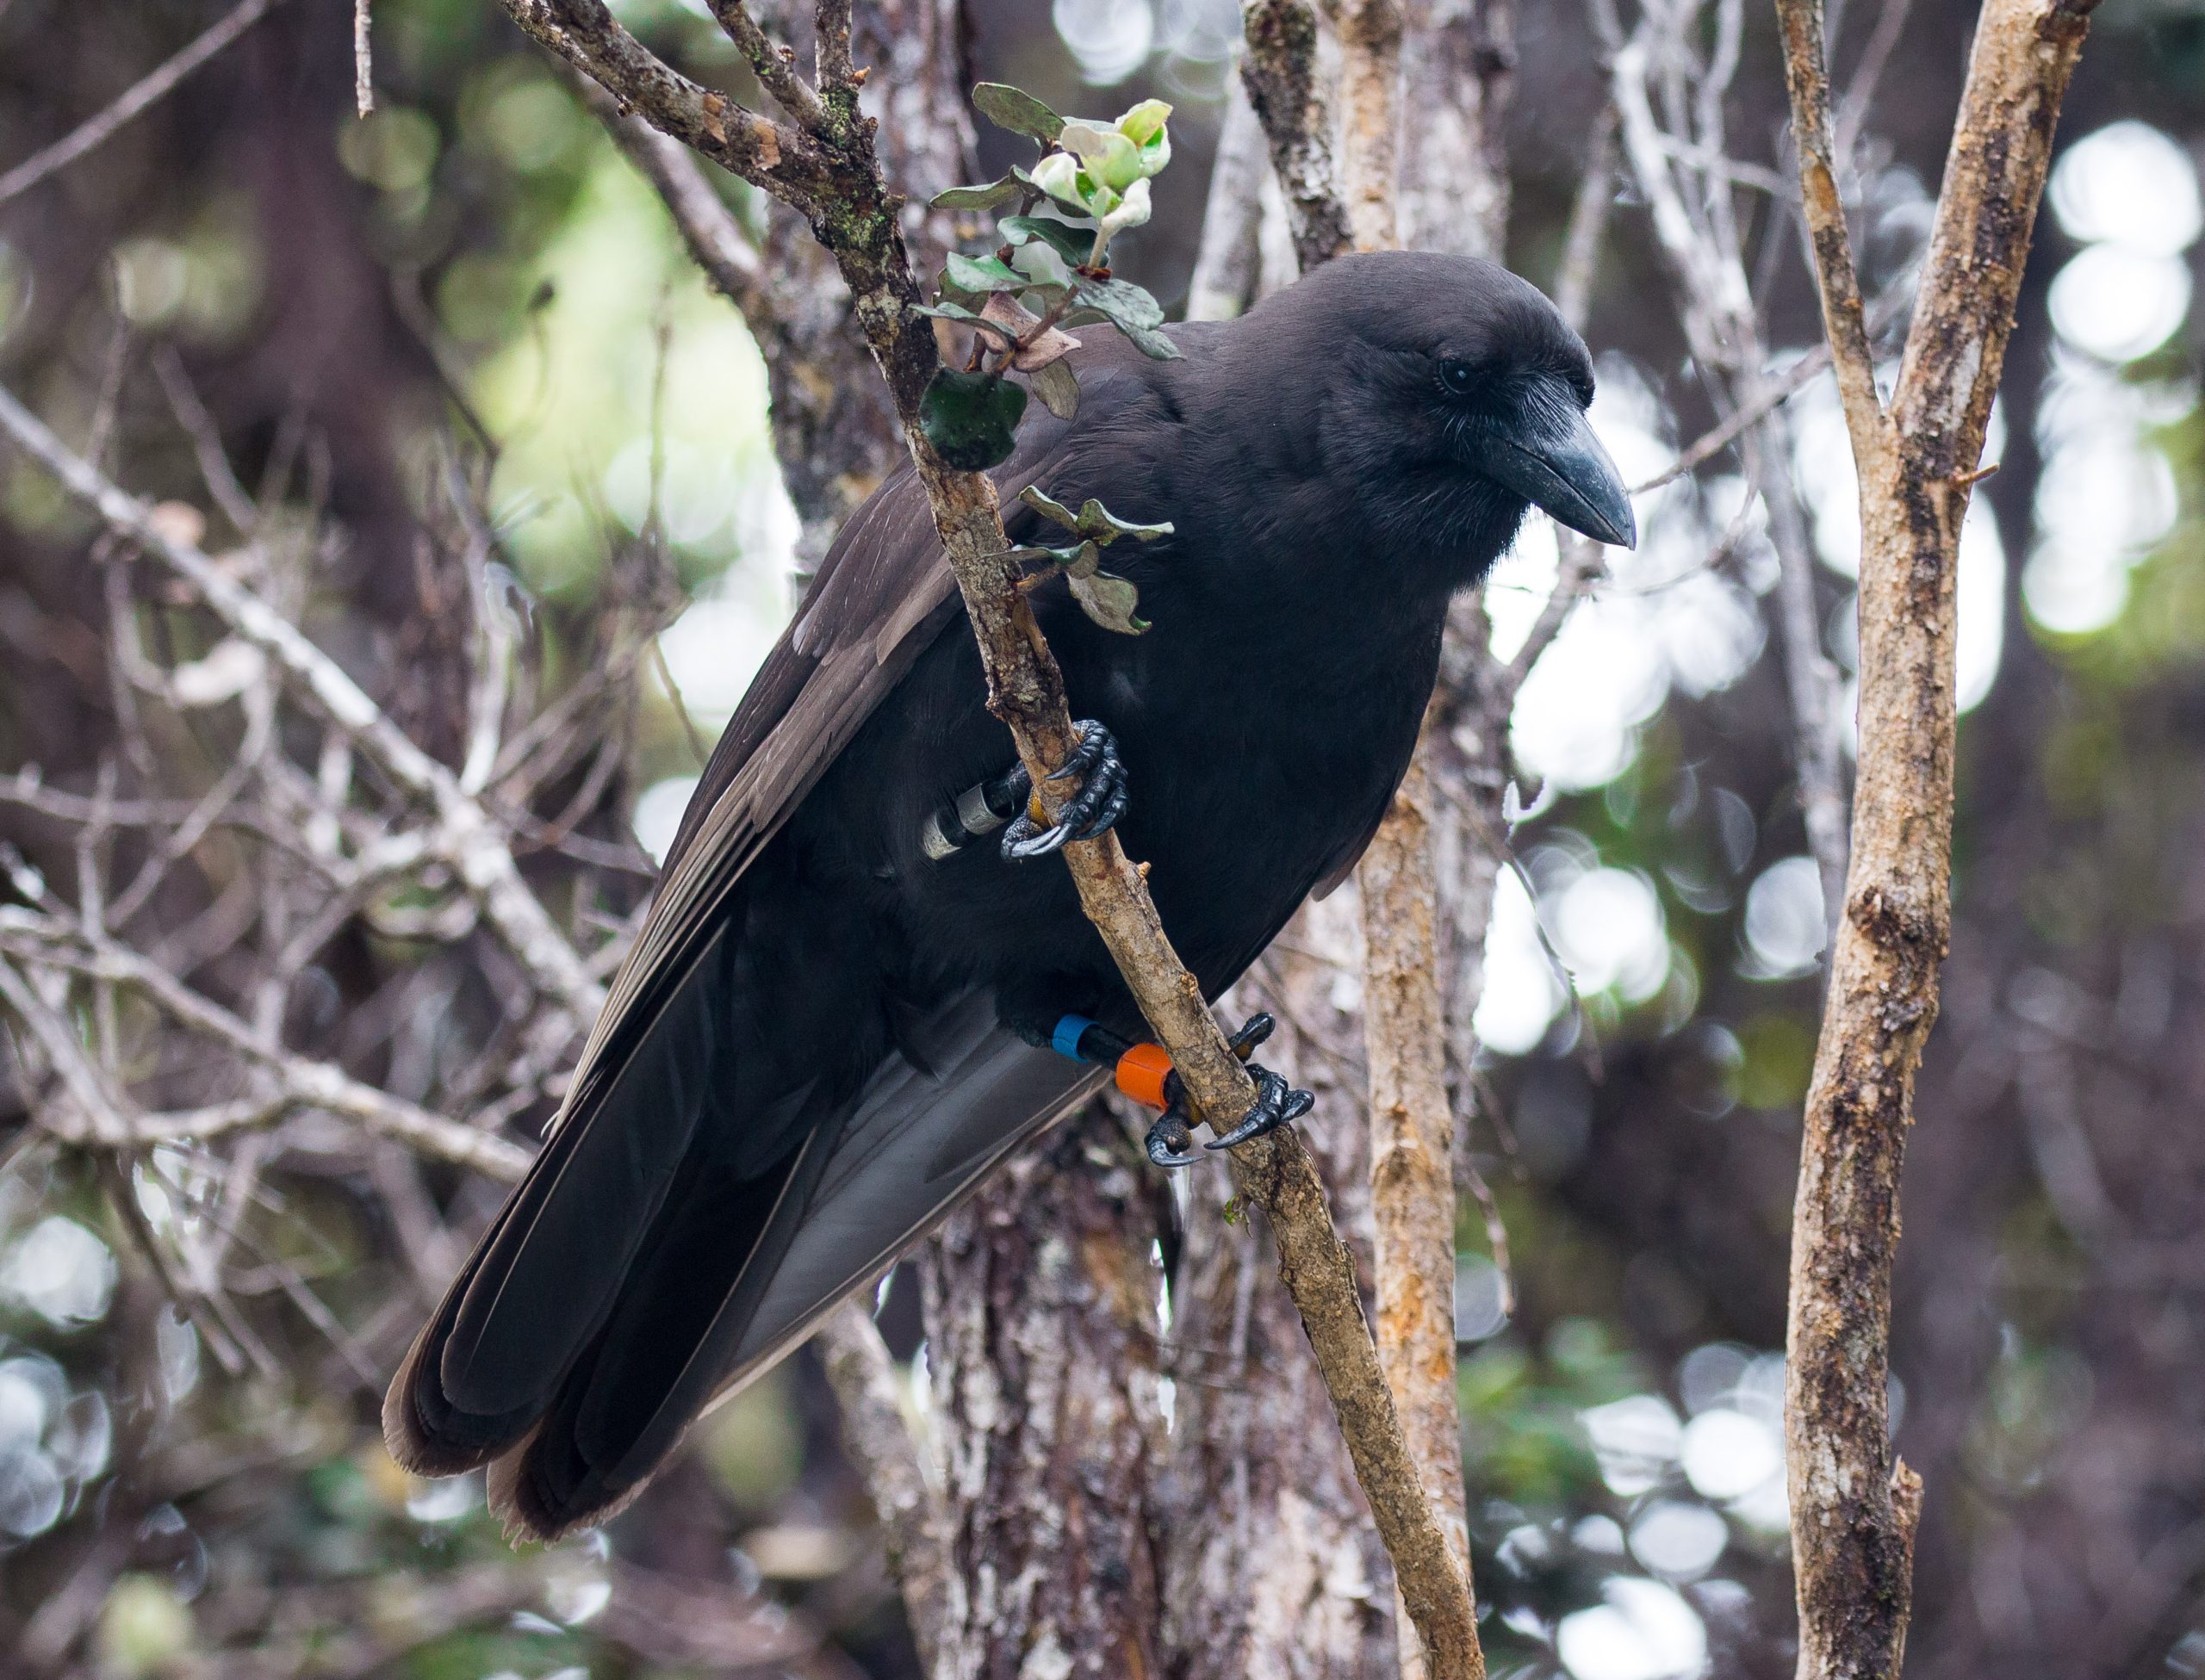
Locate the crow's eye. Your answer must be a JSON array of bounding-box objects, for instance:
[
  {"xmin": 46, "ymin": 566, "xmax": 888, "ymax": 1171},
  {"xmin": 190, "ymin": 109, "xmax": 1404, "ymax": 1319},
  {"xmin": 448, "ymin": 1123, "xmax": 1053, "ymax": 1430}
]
[{"xmin": 1438, "ymin": 360, "xmax": 1479, "ymax": 398}]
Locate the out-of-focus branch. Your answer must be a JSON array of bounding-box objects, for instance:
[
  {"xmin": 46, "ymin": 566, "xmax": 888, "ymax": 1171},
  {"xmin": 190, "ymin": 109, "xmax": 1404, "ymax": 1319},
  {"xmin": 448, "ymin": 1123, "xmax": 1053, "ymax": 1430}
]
[
  {"xmin": 1239, "ymin": 0, "xmax": 1355, "ymax": 270},
  {"xmin": 816, "ymin": 1302, "xmax": 948, "ymax": 1675},
  {"xmin": 0, "ymin": 383, "xmax": 606, "ymax": 1032},
  {"xmin": 578, "ymin": 77, "xmax": 771, "ymax": 319},
  {"xmin": 1400, "ymin": 0, "xmax": 1516, "ymax": 261},
  {"xmin": 1322, "ymin": 0, "xmax": 1404, "ymax": 250},
  {"xmin": 0, "ymin": 910, "xmax": 531, "ymax": 1179},
  {"xmin": 0, "ymin": 0, "xmax": 292, "ymax": 209},
  {"xmin": 1610, "ymin": 14, "xmax": 1850, "ymax": 920},
  {"xmin": 494, "ymin": 3, "xmax": 1481, "ymax": 1667},
  {"xmin": 1773, "ymin": 2, "xmax": 2101, "ymax": 1676},
  {"xmin": 1186, "ymin": 78, "xmax": 1270, "ymax": 321}
]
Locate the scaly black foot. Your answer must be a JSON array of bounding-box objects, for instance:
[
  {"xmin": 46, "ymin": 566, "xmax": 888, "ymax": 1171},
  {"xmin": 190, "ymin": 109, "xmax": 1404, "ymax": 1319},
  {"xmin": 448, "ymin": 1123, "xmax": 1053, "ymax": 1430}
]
[
  {"xmin": 1206, "ymin": 1063, "xmax": 1315, "ymax": 1151},
  {"xmin": 1001, "ymin": 721, "xmax": 1127, "ymax": 860},
  {"xmin": 1141, "ymin": 1013, "xmax": 1309, "ymax": 1169}
]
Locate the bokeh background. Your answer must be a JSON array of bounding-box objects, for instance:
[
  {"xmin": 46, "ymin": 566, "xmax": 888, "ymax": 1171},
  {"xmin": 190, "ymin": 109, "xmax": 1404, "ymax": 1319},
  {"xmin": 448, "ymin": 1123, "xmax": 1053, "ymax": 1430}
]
[{"xmin": 3, "ymin": 0, "xmax": 2203, "ymax": 1676}]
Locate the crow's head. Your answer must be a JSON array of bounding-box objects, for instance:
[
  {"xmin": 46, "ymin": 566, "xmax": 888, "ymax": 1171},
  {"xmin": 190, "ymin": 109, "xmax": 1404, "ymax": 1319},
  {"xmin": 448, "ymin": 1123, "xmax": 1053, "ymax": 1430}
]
[{"xmin": 1249, "ymin": 251, "xmax": 1637, "ymax": 562}]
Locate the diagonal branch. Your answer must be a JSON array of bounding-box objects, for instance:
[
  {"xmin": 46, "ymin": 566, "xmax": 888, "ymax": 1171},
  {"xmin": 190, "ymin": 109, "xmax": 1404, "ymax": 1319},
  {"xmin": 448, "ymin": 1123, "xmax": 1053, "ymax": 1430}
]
[
  {"xmin": 0, "ymin": 910, "xmax": 531, "ymax": 1179},
  {"xmin": 0, "ymin": 0, "xmax": 293, "ymax": 209}
]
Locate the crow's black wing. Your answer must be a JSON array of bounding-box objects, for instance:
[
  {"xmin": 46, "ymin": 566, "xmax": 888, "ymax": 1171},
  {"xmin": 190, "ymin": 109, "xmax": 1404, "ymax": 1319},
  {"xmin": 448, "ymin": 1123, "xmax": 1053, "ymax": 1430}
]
[{"xmin": 386, "ymin": 362, "xmax": 1146, "ymax": 1536}]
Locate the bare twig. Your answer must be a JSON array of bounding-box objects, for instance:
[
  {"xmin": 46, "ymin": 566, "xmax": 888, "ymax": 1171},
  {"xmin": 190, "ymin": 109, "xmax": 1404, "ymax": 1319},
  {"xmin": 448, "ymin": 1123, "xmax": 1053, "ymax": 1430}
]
[
  {"xmin": 0, "ymin": 908, "xmax": 533, "ymax": 1179},
  {"xmin": 0, "ymin": 0, "xmax": 292, "ymax": 209},
  {"xmin": 354, "ymin": 0, "xmax": 376, "ymax": 116},
  {"xmin": 1553, "ymin": 106, "xmax": 1617, "ymax": 332},
  {"xmin": 816, "ymin": 1301, "xmax": 948, "ymax": 1676},
  {"xmin": 579, "ymin": 77, "xmax": 771, "ymax": 319},
  {"xmin": 1186, "ymin": 78, "xmax": 1270, "ymax": 322},
  {"xmin": 1773, "ymin": 2, "xmax": 2102, "ymax": 1675},
  {"xmin": 1609, "ymin": 13, "xmax": 1852, "ymax": 915},
  {"xmin": 0, "ymin": 382, "xmax": 606, "ymax": 1031}
]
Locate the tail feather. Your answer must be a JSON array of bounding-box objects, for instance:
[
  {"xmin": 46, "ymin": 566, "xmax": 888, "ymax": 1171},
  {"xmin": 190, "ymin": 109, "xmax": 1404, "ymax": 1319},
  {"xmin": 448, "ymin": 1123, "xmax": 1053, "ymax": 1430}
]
[
  {"xmin": 485, "ymin": 1110, "xmax": 839, "ymax": 1540},
  {"xmin": 388, "ymin": 982, "xmax": 1102, "ymax": 1542},
  {"xmin": 383, "ymin": 928, "xmax": 731, "ymax": 1478}
]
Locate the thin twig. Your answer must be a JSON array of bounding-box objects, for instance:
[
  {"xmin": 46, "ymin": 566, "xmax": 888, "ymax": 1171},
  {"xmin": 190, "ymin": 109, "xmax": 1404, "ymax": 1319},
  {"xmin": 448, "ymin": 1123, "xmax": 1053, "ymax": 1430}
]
[
  {"xmin": 0, "ymin": 382, "xmax": 606, "ymax": 1029},
  {"xmin": 0, "ymin": 0, "xmax": 291, "ymax": 209},
  {"xmin": 354, "ymin": 0, "xmax": 376, "ymax": 116}
]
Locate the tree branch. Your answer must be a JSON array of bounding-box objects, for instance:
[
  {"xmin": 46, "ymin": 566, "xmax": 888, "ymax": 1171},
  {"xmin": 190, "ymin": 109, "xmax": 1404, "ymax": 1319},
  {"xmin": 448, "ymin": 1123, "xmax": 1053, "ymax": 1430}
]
[
  {"xmin": 0, "ymin": 909, "xmax": 531, "ymax": 1179},
  {"xmin": 1239, "ymin": 0, "xmax": 1355, "ymax": 270},
  {"xmin": 0, "ymin": 0, "xmax": 293, "ymax": 209},
  {"xmin": 1773, "ymin": 0, "xmax": 1887, "ymax": 462},
  {"xmin": 0, "ymin": 385, "xmax": 606, "ymax": 1031},
  {"xmin": 1775, "ymin": 2, "xmax": 2101, "ymax": 1676},
  {"xmin": 816, "ymin": 1301, "xmax": 948, "ymax": 1676},
  {"xmin": 1322, "ymin": 0, "xmax": 1405, "ymax": 251}
]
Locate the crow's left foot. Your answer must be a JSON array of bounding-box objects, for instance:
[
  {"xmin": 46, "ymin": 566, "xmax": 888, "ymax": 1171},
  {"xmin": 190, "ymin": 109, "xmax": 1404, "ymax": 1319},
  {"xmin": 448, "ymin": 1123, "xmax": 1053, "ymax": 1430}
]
[{"xmin": 1001, "ymin": 721, "xmax": 1127, "ymax": 860}]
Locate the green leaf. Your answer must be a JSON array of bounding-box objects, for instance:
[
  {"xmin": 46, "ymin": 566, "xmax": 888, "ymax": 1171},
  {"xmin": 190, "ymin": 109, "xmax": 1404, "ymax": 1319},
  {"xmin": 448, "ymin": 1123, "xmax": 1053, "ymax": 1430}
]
[
  {"xmin": 1030, "ymin": 358, "xmax": 1080, "ymax": 420},
  {"xmin": 945, "ymin": 251, "xmax": 1030, "ymax": 294},
  {"xmin": 1059, "ymin": 121, "xmax": 1144, "ymax": 192},
  {"xmin": 1070, "ymin": 273, "xmax": 1165, "ymax": 330},
  {"xmin": 1018, "ymin": 486, "xmax": 1173, "ymax": 545},
  {"xmin": 972, "ymin": 82, "xmax": 1065, "ymax": 145},
  {"xmin": 1005, "ymin": 524, "xmax": 1150, "ymax": 632},
  {"xmin": 1118, "ymin": 319, "xmax": 1183, "ymax": 361},
  {"xmin": 919, "ymin": 369, "xmax": 1028, "ymax": 471},
  {"xmin": 1068, "ymin": 275, "xmax": 1181, "ymax": 359},
  {"xmin": 1068, "ymin": 567, "xmax": 1148, "ymax": 635},
  {"xmin": 1019, "ymin": 487, "xmax": 1082, "ymax": 532},
  {"xmin": 1002, "ymin": 215, "xmax": 1095, "ymax": 270},
  {"xmin": 930, "ymin": 172, "xmax": 1026, "ymax": 212}
]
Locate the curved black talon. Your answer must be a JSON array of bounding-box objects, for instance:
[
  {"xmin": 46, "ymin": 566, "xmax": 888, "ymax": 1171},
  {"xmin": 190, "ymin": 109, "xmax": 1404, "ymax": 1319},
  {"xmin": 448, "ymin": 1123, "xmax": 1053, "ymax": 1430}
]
[
  {"xmin": 1225, "ymin": 1012, "xmax": 1275, "ymax": 1059},
  {"xmin": 1206, "ymin": 1063, "xmax": 1315, "ymax": 1152},
  {"xmin": 1002, "ymin": 721, "xmax": 1127, "ymax": 860},
  {"xmin": 1145, "ymin": 1110, "xmax": 1203, "ymax": 1169},
  {"xmin": 1140, "ymin": 1015, "xmax": 1303, "ymax": 1171}
]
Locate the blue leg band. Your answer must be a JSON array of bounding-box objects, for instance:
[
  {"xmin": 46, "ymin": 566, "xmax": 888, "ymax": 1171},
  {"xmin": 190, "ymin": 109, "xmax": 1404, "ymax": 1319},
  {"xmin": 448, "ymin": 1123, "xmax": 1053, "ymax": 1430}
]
[{"xmin": 1050, "ymin": 1014, "xmax": 1097, "ymax": 1062}]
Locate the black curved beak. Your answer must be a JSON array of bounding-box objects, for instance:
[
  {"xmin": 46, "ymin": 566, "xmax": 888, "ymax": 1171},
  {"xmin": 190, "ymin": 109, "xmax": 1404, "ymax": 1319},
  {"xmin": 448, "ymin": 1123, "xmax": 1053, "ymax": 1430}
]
[{"xmin": 1477, "ymin": 385, "xmax": 1637, "ymax": 549}]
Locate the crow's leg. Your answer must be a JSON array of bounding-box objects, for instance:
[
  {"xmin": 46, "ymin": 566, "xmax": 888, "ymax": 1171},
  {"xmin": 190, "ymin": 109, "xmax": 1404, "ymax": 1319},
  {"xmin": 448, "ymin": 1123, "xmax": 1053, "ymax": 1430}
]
[
  {"xmin": 1015, "ymin": 1007, "xmax": 1311, "ymax": 1170},
  {"xmin": 917, "ymin": 722, "xmax": 1127, "ymax": 864}
]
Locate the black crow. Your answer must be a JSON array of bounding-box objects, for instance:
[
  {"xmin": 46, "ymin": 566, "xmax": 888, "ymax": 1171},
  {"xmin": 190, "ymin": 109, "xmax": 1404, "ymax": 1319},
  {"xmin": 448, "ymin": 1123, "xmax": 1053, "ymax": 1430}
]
[{"xmin": 384, "ymin": 250, "xmax": 1635, "ymax": 1540}]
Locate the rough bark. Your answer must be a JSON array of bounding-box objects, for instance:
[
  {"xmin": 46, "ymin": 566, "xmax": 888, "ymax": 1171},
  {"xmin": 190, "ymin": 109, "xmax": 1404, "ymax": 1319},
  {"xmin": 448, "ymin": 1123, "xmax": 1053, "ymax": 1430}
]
[
  {"xmin": 1239, "ymin": 0, "xmax": 1355, "ymax": 270},
  {"xmin": 1773, "ymin": 1, "xmax": 2103, "ymax": 1675},
  {"xmin": 1323, "ymin": 0, "xmax": 1404, "ymax": 251},
  {"xmin": 922, "ymin": 1120, "xmax": 1169, "ymax": 1680},
  {"xmin": 1397, "ymin": 0, "xmax": 1513, "ymax": 261},
  {"xmin": 1357, "ymin": 753, "xmax": 1476, "ymax": 1680},
  {"xmin": 1162, "ymin": 897, "xmax": 1396, "ymax": 1679}
]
